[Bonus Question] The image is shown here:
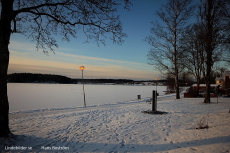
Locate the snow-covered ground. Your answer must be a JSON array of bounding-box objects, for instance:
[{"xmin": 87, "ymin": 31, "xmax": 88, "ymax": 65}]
[
  {"xmin": 1, "ymin": 96, "xmax": 230, "ymax": 153},
  {"xmin": 8, "ymin": 83, "xmax": 167, "ymax": 112}
]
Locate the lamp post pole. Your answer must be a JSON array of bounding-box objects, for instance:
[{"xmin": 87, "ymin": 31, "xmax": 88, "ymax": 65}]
[
  {"xmin": 79, "ymin": 66, "xmax": 86, "ymax": 107},
  {"xmin": 155, "ymin": 77, "xmax": 158, "ymax": 92}
]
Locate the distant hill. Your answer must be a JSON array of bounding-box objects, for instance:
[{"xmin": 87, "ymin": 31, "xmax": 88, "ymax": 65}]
[{"xmin": 7, "ymin": 73, "xmax": 73, "ymax": 84}]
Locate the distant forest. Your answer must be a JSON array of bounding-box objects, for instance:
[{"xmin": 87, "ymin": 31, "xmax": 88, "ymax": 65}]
[
  {"xmin": 7, "ymin": 73, "xmax": 134, "ymax": 84},
  {"xmin": 7, "ymin": 73, "xmax": 73, "ymax": 84},
  {"xmin": 77, "ymin": 78, "xmax": 134, "ymax": 84}
]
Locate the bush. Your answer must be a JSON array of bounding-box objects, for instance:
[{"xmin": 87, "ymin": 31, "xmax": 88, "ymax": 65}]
[{"xmin": 194, "ymin": 116, "xmax": 209, "ymax": 129}]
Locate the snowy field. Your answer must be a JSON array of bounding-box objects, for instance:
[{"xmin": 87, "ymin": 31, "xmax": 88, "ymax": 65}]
[
  {"xmin": 7, "ymin": 83, "xmax": 167, "ymax": 112},
  {"xmin": 1, "ymin": 95, "xmax": 230, "ymax": 152}
]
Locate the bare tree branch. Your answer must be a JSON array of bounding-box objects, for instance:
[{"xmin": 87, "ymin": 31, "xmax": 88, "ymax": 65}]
[{"xmin": 10, "ymin": 0, "xmax": 131, "ymax": 53}]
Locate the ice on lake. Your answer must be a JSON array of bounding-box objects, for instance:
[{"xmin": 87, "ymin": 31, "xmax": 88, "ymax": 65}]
[{"xmin": 8, "ymin": 83, "xmax": 167, "ymax": 112}]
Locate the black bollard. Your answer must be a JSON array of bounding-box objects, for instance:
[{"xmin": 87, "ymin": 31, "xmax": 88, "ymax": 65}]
[
  {"xmin": 152, "ymin": 90, "xmax": 157, "ymax": 112},
  {"xmin": 137, "ymin": 95, "xmax": 141, "ymax": 100}
]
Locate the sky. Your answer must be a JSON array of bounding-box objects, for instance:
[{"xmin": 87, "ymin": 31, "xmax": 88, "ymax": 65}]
[{"xmin": 8, "ymin": 0, "xmax": 168, "ymax": 80}]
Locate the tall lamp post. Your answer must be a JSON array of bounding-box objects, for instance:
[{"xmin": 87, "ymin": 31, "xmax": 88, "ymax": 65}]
[
  {"xmin": 79, "ymin": 66, "xmax": 86, "ymax": 107},
  {"xmin": 155, "ymin": 77, "xmax": 158, "ymax": 91}
]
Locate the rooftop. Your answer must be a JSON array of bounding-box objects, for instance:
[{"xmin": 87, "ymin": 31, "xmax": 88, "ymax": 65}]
[
  {"xmin": 215, "ymin": 77, "xmax": 224, "ymax": 80},
  {"xmin": 192, "ymin": 84, "xmax": 218, "ymax": 87},
  {"xmin": 223, "ymin": 71, "xmax": 230, "ymax": 76}
]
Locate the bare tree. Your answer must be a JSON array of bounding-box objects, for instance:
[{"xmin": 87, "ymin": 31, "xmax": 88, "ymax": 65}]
[
  {"xmin": 181, "ymin": 24, "xmax": 206, "ymax": 96},
  {"xmin": 0, "ymin": 0, "xmax": 131, "ymax": 137},
  {"xmin": 197, "ymin": 0, "xmax": 229, "ymax": 103},
  {"xmin": 165, "ymin": 73, "xmax": 175, "ymax": 94},
  {"xmin": 145, "ymin": 0, "xmax": 193, "ymax": 99},
  {"xmin": 179, "ymin": 70, "xmax": 193, "ymax": 86}
]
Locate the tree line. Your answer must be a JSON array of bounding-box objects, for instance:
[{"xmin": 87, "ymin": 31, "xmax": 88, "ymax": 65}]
[
  {"xmin": 145, "ymin": 0, "xmax": 230, "ymax": 103},
  {"xmin": 7, "ymin": 73, "xmax": 73, "ymax": 84},
  {"xmin": 76, "ymin": 78, "xmax": 134, "ymax": 84},
  {"xmin": 7, "ymin": 73, "xmax": 135, "ymax": 84}
]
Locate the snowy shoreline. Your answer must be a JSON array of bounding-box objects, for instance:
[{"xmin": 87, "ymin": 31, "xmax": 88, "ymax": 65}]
[
  {"xmin": 1, "ymin": 97, "xmax": 230, "ymax": 152},
  {"xmin": 9, "ymin": 93, "xmax": 178, "ymax": 115}
]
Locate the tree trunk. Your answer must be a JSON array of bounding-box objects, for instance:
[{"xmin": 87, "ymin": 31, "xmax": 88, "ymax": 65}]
[
  {"xmin": 196, "ymin": 77, "xmax": 201, "ymax": 97},
  {"xmin": 175, "ymin": 68, "xmax": 180, "ymax": 99},
  {"xmin": 203, "ymin": 0, "xmax": 213, "ymax": 104},
  {"xmin": 204, "ymin": 41, "xmax": 212, "ymax": 103},
  {"xmin": 0, "ymin": 0, "xmax": 14, "ymax": 137},
  {"xmin": 204, "ymin": 77, "xmax": 211, "ymax": 103},
  {"xmin": 0, "ymin": 24, "xmax": 11, "ymax": 137},
  {"xmin": 204, "ymin": 49, "xmax": 212, "ymax": 103}
]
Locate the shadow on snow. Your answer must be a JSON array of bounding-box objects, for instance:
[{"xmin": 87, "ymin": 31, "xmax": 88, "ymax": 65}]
[{"xmin": 1, "ymin": 134, "xmax": 229, "ymax": 152}]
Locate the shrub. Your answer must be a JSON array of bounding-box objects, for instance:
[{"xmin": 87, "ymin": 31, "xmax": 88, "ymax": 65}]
[{"xmin": 194, "ymin": 116, "xmax": 209, "ymax": 129}]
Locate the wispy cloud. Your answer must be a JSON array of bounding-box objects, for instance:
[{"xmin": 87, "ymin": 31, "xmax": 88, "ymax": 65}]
[
  {"xmin": 56, "ymin": 52, "xmax": 152, "ymax": 71},
  {"xmin": 8, "ymin": 41, "xmax": 157, "ymax": 80}
]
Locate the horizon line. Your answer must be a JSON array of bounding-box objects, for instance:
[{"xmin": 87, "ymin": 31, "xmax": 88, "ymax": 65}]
[{"xmin": 7, "ymin": 72, "xmax": 165, "ymax": 81}]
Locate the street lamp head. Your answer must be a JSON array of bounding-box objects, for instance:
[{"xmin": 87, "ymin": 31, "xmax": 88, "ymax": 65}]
[{"xmin": 79, "ymin": 66, "xmax": 85, "ymax": 71}]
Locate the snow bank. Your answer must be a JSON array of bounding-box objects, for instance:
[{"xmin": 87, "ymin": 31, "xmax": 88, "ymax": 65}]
[{"xmin": 1, "ymin": 97, "xmax": 230, "ymax": 153}]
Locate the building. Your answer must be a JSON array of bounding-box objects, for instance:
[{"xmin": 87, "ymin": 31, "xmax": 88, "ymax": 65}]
[
  {"xmin": 215, "ymin": 77, "xmax": 224, "ymax": 86},
  {"xmin": 184, "ymin": 84, "xmax": 217, "ymax": 98},
  {"xmin": 215, "ymin": 71, "xmax": 230, "ymax": 89},
  {"xmin": 192, "ymin": 84, "xmax": 217, "ymax": 91}
]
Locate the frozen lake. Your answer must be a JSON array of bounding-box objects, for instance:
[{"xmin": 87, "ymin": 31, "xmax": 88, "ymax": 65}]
[{"xmin": 8, "ymin": 83, "xmax": 167, "ymax": 112}]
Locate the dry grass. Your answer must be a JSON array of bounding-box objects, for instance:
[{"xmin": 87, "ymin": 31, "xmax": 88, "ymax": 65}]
[{"xmin": 194, "ymin": 116, "xmax": 209, "ymax": 129}]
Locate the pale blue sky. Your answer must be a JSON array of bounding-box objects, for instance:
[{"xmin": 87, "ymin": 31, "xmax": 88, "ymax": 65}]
[{"xmin": 8, "ymin": 0, "xmax": 168, "ymax": 80}]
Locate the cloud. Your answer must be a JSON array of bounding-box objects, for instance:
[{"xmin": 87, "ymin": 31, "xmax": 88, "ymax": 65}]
[
  {"xmin": 56, "ymin": 52, "xmax": 152, "ymax": 71},
  {"xmin": 8, "ymin": 41, "xmax": 158, "ymax": 80},
  {"xmin": 8, "ymin": 61, "xmax": 155, "ymax": 80}
]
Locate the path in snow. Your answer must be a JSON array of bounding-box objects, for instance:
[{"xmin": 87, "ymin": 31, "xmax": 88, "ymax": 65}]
[{"xmin": 1, "ymin": 97, "xmax": 230, "ymax": 153}]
